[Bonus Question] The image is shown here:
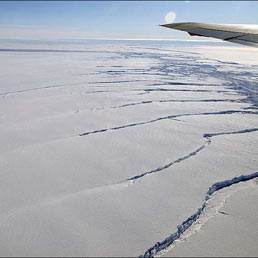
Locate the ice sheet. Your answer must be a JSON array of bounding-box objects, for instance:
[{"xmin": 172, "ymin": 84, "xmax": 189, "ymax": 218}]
[{"xmin": 0, "ymin": 41, "xmax": 258, "ymax": 256}]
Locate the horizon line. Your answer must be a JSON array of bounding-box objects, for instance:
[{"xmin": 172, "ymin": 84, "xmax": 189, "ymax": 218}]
[{"xmin": 0, "ymin": 37, "xmax": 223, "ymax": 43}]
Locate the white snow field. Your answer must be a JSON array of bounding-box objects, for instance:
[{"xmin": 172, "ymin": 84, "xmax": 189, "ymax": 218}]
[{"xmin": 0, "ymin": 40, "xmax": 258, "ymax": 257}]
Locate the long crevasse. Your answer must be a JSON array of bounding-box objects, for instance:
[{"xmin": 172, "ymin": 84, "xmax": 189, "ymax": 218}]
[{"xmin": 141, "ymin": 171, "xmax": 258, "ymax": 258}]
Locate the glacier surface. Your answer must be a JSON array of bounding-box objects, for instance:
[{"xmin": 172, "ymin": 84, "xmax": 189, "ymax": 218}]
[{"xmin": 0, "ymin": 40, "xmax": 258, "ymax": 256}]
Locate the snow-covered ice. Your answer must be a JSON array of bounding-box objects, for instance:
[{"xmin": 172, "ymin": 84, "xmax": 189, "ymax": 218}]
[{"xmin": 0, "ymin": 40, "xmax": 258, "ymax": 256}]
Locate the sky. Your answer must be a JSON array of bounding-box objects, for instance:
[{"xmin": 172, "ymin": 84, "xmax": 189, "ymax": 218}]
[{"xmin": 1, "ymin": 1, "xmax": 258, "ymax": 40}]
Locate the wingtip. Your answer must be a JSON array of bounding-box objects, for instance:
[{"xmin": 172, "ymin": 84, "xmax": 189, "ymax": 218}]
[
  {"xmin": 159, "ymin": 23, "xmax": 173, "ymax": 28},
  {"xmin": 159, "ymin": 22, "xmax": 197, "ymax": 29}
]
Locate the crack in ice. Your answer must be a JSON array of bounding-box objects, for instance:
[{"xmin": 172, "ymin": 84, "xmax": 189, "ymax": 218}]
[
  {"xmin": 141, "ymin": 171, "xmax": 258, "ymax": 257},
  {"xmin": 0, "ymin": 82, "xmax": 85, "ymax": 96},
  {"xmin": 204, "ymin": 127, "xmax": 258, "ymax": 138},
  {"xmin": 127, "ymin": 127, "xmax": 258, "ymax": 183},
  {"xmin": 79, "ymin": 110, "xmax": 258, "ymax": 137},
  {"xmin": 110, "ymin": 99, "xmax": 238, "ymax": 110},
  {"xmin": 127, "ymin": 139, "xmax": 210, "ymax": 181}
]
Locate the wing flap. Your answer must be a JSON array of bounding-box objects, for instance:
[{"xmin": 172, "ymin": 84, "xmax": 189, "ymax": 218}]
[{"xmin": 228, "ymin": 34, "xmax": 258, "ymax": 47}]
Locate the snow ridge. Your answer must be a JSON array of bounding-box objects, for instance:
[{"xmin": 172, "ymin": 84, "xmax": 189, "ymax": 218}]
[{"xmin": 140, "ymin": 171, "xmax": 258, "ymax": 258}]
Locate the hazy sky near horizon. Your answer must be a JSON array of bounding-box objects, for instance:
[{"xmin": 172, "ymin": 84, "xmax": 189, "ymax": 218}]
[{"xmin": 1, "ymin": 1, "xmax": 258, "ymax": 40}]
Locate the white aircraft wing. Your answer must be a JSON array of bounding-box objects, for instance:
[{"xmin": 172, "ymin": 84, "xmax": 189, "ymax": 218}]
[{"xmin": 161, "ymin": 22, "xmax": 258, "ymax": 47}]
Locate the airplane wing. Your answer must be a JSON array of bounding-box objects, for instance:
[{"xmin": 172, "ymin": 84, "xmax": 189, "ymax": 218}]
[{"xmin": 161, "ymin": 22, "xmax": 258, "ymax": 47}]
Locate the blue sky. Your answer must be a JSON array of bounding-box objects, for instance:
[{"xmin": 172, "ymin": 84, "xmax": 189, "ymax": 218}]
[{"xmin": 0, "ymin": 1, "xmax": 258, "ymax": 40}]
